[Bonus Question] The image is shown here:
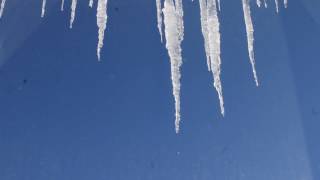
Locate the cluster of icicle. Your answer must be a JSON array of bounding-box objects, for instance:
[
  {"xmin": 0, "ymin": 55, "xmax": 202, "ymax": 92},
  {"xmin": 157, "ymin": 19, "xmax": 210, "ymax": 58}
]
[
  {"xmin": 0, "ymin": 0, "xmax": 109, "ymax": 61},
  {"xmin": 156, "ymin": 0, "xmax": 287, "ymax": 133},
  {"xmin": 0, "ymin": 0, "xmax": 288, "ymax": 133}
]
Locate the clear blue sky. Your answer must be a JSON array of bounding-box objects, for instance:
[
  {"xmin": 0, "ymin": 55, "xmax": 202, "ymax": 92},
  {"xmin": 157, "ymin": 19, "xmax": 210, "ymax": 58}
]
[{"xmin": 0, "ymin": 0, "xmax": 319, "ymax": 179}]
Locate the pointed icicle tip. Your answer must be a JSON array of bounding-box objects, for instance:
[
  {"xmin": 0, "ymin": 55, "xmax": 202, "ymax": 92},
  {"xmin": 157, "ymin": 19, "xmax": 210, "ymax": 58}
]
[
  {"xmin": 242, "ymin": 0, "xmax": 259, "ymax": 86},
  {"xmin": 175, "ymin": 113, "xmax": 181, "ymax": 134}
]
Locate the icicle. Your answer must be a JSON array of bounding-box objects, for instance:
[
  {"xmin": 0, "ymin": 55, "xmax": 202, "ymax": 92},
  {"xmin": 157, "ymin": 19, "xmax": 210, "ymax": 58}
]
[
  {"xmin": 96, "ymin": 0, "xmax": 108, "ymax": 60},
  {"xmin": 156, "ymin": 0, "xmax": 164, "ymax": 42},
  {"xmin": 61, "ymin": 0, "xmax": 65, "ymax": 11},
  {"xmin": 199, "ymin": 0, "xmax": 224, "ymax": 116},
  {"xmin": 0, "ymin": 0, "xmax": 6, "ymax": 18},
  {"xmin": 256, "ymin": 0, "xmax": 261, "ymax": 7},
  {"xmin": 70, "ymin": 0, "xmax": 78, "ymax": 28},
  {"xmin": 284, "ymin": 0, "xmax": 287, "ymax": 8},
  {"xmin": 275, "ymin": 0, "xmax": 279, "ymax": 13},
  {"xmin": 199, "ymin": 0, "xmax": 211, "ymax": 71},
  {"xmin": 163, "ymin": 0, "xmax": 184, "ymax": 133},
  {"xmin": 208, "ymin": 0, "xmax": 224, "ymax": 115},
  {"xmin": 174, "ymin": 0, "xmax": 184, "ymax": 133},
  {"xmin": 89, "ymin": 0, "xmax": 94, "ymax": 8},
  {"xmin": 242, "ymin": 0, "xmax": 259, "ymax": 86},
  {"xmin": 41, "ymin": 0, "xmax": 46, "ymax": 18}
]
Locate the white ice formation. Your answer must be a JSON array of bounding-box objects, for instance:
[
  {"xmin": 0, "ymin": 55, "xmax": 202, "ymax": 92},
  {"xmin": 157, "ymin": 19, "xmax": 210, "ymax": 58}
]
[
  {"xmin": 199, "ymin": 0, "xmax": 224, "ymax": 116},
  {"xmin": 242, "ymin": 0, "xmax": 259, "ymax": 86},
  {"xmin": 96, "ymin": 0, "xmax": 108, "ymax": 60},
  {"xmin": 70, "ymin": 0, "xmax": 78, "ymax": 28},
  {"xmin": 0, "ymin": 0, "xmax": 288, "ymax": 133},
  {"xmin": 163, "ymin": 0, "xmax": 184, "ymax": 133}
]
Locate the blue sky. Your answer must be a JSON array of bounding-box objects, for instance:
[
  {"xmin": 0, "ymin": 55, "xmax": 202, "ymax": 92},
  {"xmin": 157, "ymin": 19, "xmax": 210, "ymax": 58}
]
[{"xmin": 0, "ymin": 0, "xmax": 319, "ymax": 179}]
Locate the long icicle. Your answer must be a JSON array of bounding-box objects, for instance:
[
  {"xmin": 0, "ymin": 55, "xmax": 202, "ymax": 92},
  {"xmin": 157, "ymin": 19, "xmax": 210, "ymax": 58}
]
[
  {"xmin": 242, "ymin": 0, "xmax": 259, "ymax": 86},
  {"xmin": 163, "ymin": 0, "xmax": 184, "ymax": 133},
  {"xmin": 41, "ymin": 0, "xmax": 46, "ymax": 18},
  {"xmin": 156, "ymin": 0, "xmax": 164, "ymax": 42},
  {"xmin": 96, "ymin": 0, "xmax": 108, "ymax": 61},
  {"xmin": 199, "ymin": 0, "xmax": 224, "ymax": 116},
  {"xmin": 176, "ymin": 0, "xmax": 184, "ymax": 133}
]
